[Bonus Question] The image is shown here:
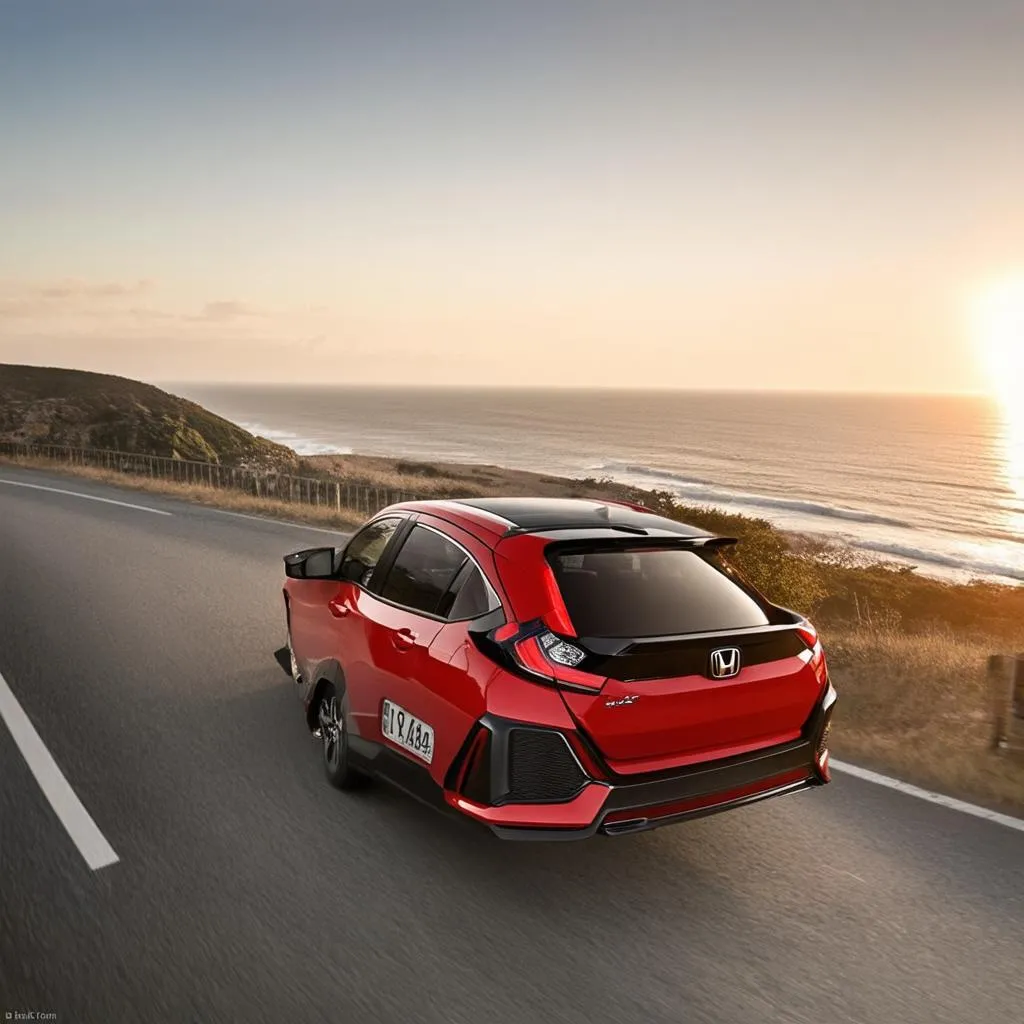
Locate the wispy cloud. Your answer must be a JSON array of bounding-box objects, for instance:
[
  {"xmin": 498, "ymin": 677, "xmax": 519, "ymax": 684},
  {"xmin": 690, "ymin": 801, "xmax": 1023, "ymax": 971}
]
[
  {"xmin": 0, "ymin": 281, "xmax": 269, "ymax": 329},
  {"xmin": 195, "ymin": 300, "xmax": 262, "ymax": 322},
  {"xmin": 0, "ymin": 278, "xmax": 157, "ymax": 319},
  {"xmin": 36, "ymin": 279, "xmax": 155, "ymax": 300}
]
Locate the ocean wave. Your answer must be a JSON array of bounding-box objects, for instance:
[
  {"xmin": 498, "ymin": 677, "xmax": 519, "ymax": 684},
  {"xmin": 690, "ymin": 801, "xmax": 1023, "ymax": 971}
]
[
  {"xmin": 239, "ymin": 422, "xmax": 352, "ymax": 457},
  {"xmin": 849, "ymin": 540, "xmax": 1024, "ymax": 584},
  {"xmin": 587, "ymin": 462, "xmax": 717, "ymax": 487},
  {"xmin": 589, "ymin": 462, "xmax": 913, "ymax": 529}
]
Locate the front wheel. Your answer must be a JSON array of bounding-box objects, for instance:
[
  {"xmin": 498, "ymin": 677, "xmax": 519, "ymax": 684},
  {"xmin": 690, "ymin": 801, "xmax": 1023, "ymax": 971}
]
[{"xmin": 316, "ymin": 685, "xmax": 366, "ymax": 790}]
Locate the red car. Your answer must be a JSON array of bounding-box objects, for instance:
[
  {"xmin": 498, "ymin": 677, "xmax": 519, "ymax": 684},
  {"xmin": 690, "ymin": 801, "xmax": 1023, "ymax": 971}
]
[{"xmin": 282, "ymin": 497, "xmax": 835, "ymax": 839}]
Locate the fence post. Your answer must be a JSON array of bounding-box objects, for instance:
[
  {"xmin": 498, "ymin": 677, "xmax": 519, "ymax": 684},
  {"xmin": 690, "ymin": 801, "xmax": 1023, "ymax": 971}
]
[
  {"xmin": 335, "ymin": 482, "xmax": 341, "ymax": 512},
  {"xmin": 989, "ymin": 654, "xmax": 1024, "ymax": 754},
  {"xmin": 1015, "ymin": 656, "xmax": 1024, "ymax": 718}
]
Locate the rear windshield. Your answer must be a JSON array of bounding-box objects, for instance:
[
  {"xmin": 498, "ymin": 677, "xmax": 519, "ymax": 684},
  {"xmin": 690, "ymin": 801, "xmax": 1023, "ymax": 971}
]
[{"xmin": 548, "ymin": 547, "xmax": 771, "ymax": 638}]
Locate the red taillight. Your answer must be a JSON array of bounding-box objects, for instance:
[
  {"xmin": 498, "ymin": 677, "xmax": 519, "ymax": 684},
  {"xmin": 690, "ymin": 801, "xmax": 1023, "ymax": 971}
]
[
  {"xmin": 797, "ymin": 621, "xmax": 828, "ymax": 687},
  {"xmin": 796, "ymin": 622, "xmax": 818, "ymax": 649},
  {"xmin": 510, "ymin": 634, "xmax": 604, "ymax": 691},
  {"xmin": 513, "ymin": 636, "xmax": 556, "ymax": 677},
  {"xmin": 540, "ymin": 564, "xmax": 576, "ymax": 636}
]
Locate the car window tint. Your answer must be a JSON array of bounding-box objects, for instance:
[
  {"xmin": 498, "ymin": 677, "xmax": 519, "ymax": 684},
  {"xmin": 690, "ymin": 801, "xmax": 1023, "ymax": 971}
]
[
  {"xmin": 379, "ymin": 526, "xmax": 468, "ymax": 615},
  {"xmin": 549, "ymin": 547, "xmax": 770, "ymax": 638},
  {"xmin": 337, "ymin": 517, "xmax": 402, "ymax": 588},
  {"xmin": 447, "ymin": 565, "xmax": 494, "ymax": 620}
]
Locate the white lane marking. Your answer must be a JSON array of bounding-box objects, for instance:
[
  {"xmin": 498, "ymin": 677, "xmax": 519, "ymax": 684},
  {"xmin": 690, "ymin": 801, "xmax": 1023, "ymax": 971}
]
[
  {"xmin": 822, "ymin": 863, "xmax": 867, "ymax": 885},
  {"xmin": 0, "ymin": 478, "xmax": 171, "ymax": 516},
  {"xmin": 830, "ymin": 759, "xmax": 1024, "ymax": 834},
  {"xmin": 200, "ymin": 505, "xmax": 352, "ymax": 536},
  {"xmin": 0, "ymin": 669, "xmax": 119, "ymax": 870}
]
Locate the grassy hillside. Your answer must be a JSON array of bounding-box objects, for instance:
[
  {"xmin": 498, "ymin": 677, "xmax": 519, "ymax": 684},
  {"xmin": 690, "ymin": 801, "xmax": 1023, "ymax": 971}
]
[{"xmin": 0, "ymin": 364, "xmax": 297, "ymax": 467}]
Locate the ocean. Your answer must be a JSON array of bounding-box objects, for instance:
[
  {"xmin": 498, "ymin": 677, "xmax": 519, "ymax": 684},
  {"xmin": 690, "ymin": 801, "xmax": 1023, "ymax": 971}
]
[{"xmin": 173, "ymin": 385, "xmax": 1023, "ymax": 586}]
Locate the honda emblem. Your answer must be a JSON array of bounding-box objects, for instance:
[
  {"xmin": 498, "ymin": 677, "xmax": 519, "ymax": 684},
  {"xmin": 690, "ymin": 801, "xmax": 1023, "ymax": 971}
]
[{"xmin": 709, "ymin": 647, "xmax": 742, "ymax": 679}]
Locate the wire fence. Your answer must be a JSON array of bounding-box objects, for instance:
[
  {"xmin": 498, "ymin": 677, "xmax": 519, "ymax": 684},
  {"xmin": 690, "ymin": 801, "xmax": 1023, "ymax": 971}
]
[{"xmin": 0, "ymin": 441, "xmax": 430, "ymax": 517}]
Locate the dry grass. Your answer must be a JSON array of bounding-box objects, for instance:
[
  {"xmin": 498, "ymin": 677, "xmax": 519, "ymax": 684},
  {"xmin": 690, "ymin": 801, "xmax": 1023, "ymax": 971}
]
[
  {"xmin": 302, "ymin": 453, "xmax": 617, "ymax": 500},
  {"xmin": 0, "ymin": 456, "xmax": 363, "ymax": 530},
  {"xmin": 826, "ymin": 625, "xmax": 1024, "ymax": 811}
]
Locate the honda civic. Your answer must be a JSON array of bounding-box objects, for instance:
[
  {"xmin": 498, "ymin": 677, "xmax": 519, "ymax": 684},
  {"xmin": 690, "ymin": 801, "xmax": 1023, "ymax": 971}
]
[{"xmin": 281, "ymin": 497, "xmax": 835, "ymax": 839}]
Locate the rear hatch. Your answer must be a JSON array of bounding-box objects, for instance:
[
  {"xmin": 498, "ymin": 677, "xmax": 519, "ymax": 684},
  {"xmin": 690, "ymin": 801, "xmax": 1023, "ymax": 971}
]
[{"xmin": 546, "ymin": 542, "xmax": 824, "ymax": 774}]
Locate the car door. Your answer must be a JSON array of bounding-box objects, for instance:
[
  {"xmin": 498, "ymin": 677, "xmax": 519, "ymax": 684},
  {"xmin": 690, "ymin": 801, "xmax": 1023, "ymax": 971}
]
[
  {"xmin": 288, "ymin": 516, "xmax": 404, "ymax": 720},
  {"xmin": 360, "ymin": 523, "xmax": 498, "ymax": 786}
]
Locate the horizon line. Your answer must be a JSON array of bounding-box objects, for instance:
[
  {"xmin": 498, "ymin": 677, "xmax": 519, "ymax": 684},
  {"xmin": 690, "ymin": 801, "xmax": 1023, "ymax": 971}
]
[{"xmin": 159, "ymin": 380, "xmax": 990, "ymax": 400}]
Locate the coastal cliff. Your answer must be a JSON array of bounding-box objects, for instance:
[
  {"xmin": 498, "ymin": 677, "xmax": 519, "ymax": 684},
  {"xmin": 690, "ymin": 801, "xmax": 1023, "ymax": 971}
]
[{"xmin": 0, "ymin": 364, "xmax": 297, "ymax": 468}]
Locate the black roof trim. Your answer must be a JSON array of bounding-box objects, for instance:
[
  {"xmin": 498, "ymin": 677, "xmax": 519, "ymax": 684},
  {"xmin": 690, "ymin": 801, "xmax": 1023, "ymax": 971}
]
[
  {"xmin": 501, "ymin": 522, "xmax": 650, "ymax": 537},
  {"xmin": 452, "ymin": 496, "xmax": 713, "ymax": 540},
  {"xmin": 540, "ymin": 533, "xmax": 739, "ymax": 549}
]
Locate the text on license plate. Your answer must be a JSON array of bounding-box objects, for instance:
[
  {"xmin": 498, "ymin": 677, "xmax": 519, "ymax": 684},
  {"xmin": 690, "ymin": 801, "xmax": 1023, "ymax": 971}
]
[{"xmin": 381, "ymin": 699, "xmax": 434, "ymax": 764}]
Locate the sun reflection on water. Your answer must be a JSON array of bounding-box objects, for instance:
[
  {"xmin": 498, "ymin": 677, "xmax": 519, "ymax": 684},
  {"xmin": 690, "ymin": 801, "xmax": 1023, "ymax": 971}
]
[
  {"xmin": 997, "ymin": 393, "xmax": 1024, "ymax": 539},
  {"xmin": 972, "ymin": 272, "xmax": 1024, "ymax": 538}
]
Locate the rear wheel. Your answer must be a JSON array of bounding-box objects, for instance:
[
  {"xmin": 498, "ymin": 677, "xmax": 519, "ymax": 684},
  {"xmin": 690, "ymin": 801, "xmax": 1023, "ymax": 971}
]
[{"xmin": 316, "ymin": 684, "xmax": 366, "ymax": 790}]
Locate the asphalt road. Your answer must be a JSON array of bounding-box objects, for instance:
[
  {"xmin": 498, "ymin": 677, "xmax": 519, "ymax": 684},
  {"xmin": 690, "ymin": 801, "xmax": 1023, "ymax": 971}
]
[{"xmin": 1, "ymin": 466, "xmax": 1023, "ymax": 1024}]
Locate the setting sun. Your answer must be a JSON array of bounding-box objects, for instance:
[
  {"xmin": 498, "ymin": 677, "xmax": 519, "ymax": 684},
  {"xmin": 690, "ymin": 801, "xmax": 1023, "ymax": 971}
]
[
  {"xmin": 972, "ymin": 272, "xmax": 1024, "ymax": 504},
  {"xmin": 972, "ymin": 272, "xmax": 1024, "ymax": 403}
]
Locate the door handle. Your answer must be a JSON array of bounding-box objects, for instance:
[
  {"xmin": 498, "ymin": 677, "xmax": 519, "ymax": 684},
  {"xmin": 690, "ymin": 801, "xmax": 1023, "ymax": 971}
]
[
  {"xmin": 328, "ymin": 595, "xmax": 352, "ymax": 618},
  {"xmin": 392, "ymin": 627, "xmax": 418, "ymax": 650}
]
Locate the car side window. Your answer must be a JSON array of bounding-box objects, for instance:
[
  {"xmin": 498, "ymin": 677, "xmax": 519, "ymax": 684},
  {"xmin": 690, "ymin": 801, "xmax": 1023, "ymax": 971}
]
[
  {"xmin": 337, "ymin": 517, "xmax": 402, "ymax": 589},
  {"xmin": 378, "ymin": 526, "xmax": 468, "ymax": 615},
  {"xmin": 446, "ymin": 565, "xmax": 496, "ymax": 621}
]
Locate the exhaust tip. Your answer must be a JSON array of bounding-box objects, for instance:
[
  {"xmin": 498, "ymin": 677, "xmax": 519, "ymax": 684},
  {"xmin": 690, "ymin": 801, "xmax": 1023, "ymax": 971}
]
[{"xmin": 602, "ymin": 817, "xmax": 649, "ymax": 836}]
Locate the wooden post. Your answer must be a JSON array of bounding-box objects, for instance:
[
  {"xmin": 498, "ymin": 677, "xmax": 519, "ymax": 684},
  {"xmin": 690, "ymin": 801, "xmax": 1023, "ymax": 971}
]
[
  {"xmin": 989, "ymin": 655, "xmax": 1010, "ymax": 751},
  {"xmin": 1013, "ymin": 654, "xmax": 1024, "ymax": 739},
  {"xmin": 335, "ymin": 482, "xmax": 341, "ymax": 512},
  {"xmin": 989, "ymin": 654, "xmax": 1024, "ymax": 754}
]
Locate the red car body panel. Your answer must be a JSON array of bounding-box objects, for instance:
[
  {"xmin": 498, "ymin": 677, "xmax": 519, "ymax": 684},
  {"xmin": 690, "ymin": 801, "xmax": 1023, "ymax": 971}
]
[
  {"xmin": 560, "ymin": 655, "xmax": 821, "ymax": 774},
  {"xmin": 283, "ymin": 497, "xmax": 835, "ymax": 839}
]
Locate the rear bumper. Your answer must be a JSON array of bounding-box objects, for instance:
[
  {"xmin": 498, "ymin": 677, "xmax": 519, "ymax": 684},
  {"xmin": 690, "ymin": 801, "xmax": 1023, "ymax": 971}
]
[{"xmin": 460, "ymin": 681, "xmax": 836, "ymax": 840}]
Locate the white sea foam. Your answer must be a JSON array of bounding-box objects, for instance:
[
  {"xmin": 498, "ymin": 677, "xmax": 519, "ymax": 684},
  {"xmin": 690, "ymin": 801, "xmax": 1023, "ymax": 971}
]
[
  {"xmin": 239, "ymin": 422, "xmax": 353, "ymax": 457},
  {"xmin": 591, "ymin": 462, "xmax": 914, "ymax": 528}
]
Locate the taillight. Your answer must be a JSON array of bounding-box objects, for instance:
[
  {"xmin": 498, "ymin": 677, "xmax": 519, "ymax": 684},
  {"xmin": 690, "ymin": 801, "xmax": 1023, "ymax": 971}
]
[
  {"xmin": 471, "ymin": 620, "xmax": 604, "ymax": 692},
  {"xmin": 537, "ymin": 631, "xmax": 587, "ymax": 668},
  {"xmin": 797, "ymin": 620, "xmax": 828, "ymax": 688},
  {"xmin": 513, "ymin": 634, "xmax": 603, "ymax": 690},
  {"xmin": 540, "ymin": 564, "xmax": 576, "ymax": 635},
  {"xmin": 796, "ymin": 622, "xmax": 818, "ymax": 649}
]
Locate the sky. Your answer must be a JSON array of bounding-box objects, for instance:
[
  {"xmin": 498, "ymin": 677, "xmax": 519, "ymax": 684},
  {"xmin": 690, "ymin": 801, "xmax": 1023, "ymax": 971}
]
[{"xmin": 1, "ymin": 0, "xmax": 1022, "ymax": 391}]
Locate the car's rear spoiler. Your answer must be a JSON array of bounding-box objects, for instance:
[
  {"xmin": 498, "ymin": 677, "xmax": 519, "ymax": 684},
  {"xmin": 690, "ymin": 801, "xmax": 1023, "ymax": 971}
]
[{"xmin": 524, "ymin": 531, "xmax": 739, "ymax": 549}]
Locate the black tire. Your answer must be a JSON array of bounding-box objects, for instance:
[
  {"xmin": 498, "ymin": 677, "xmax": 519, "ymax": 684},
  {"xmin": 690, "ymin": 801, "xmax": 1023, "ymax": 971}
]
[{"xmin": 315, "ymin": 684, "xmax": 366, "ymax": 790}]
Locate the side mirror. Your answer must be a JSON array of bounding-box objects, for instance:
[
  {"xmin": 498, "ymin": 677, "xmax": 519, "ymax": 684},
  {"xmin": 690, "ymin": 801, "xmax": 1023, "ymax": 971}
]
[
  {"xmin": 284, "ymin": 547, "xmax": 337, "ymax": 580},
  {"xmin": 337, "ymin": 558, "xmax": 364, "ymax": 582}
]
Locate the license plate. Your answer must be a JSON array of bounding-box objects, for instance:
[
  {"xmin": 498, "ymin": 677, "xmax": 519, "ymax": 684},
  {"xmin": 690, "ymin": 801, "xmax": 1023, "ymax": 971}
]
[{"xmin": 381, "ymin": 699, "xmax": 434, "ymax": 764}]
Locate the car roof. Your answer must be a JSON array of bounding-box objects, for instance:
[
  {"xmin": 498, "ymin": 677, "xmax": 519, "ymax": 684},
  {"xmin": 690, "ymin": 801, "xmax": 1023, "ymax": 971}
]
[{"xmin": 448, "ymin": 497, "xmax": 712, "ymax": 539}]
